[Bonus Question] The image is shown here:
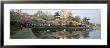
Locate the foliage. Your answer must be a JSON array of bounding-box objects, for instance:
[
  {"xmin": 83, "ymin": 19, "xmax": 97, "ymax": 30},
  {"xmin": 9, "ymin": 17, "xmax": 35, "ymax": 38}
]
[
  {"xmin": 74, "ymin": 16, "xmax": 81, "ymax": 22},
  {"xmin": 82, "ymin": 17, "xmax": 90, "ymax": 25},
  {"xmin": 10, "ymin": 9, "xmax": 100, "ymax": 30}
]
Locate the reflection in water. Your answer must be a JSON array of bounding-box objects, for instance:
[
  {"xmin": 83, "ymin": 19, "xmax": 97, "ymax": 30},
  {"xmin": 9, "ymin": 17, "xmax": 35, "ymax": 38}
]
[{"xmin": 31, "ymin": 28, "xmax": 101, "ymax": 39}]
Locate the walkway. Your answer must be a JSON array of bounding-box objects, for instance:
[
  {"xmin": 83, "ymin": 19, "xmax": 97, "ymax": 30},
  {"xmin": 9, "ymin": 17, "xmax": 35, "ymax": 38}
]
[{"xmin": 10, "ymin": 28, "xmax": 37, "ymax": 39}]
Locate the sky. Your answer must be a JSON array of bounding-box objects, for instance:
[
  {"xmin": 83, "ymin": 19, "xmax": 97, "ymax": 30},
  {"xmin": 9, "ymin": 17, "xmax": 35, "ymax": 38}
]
[{"xmin": 15, "ymin": 9, "xmax": 101, "ymax": 24}]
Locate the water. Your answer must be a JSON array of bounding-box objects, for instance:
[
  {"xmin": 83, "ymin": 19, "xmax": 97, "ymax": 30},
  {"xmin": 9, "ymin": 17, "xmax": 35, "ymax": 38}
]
[
  {"xmin": 31, "ymin": 28, "xmax": 101, "ymax": 39},
  {"xmin": 87, "ymin": 29, "xmax": 101, "ymax": 39}
]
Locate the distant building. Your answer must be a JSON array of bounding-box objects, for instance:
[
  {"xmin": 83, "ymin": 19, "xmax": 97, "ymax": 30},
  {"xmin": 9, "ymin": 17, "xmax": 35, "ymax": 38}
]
[{"xmin": 55, "ymin": 10, "xmax": 74, "ymax": 19}]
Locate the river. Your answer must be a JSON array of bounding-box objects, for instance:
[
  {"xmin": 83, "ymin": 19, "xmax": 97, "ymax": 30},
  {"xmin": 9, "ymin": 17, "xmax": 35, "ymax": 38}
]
[
  {"xmin": 86, "ymin": 29, "xmax": 101, "ymax": 39},
  {"xmin": 31, "ymin": 28, "xmax": 101, "ymax": 39}
]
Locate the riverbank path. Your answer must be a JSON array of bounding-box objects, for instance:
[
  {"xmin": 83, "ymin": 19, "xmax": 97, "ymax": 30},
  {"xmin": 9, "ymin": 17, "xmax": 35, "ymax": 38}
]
[{"xmin": 10, "ymin": 28, "xmax": 37, "ymax": 39}]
